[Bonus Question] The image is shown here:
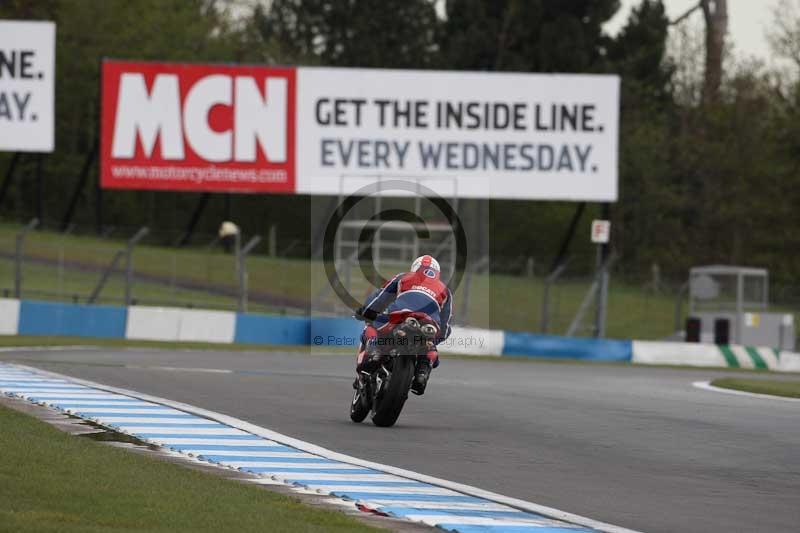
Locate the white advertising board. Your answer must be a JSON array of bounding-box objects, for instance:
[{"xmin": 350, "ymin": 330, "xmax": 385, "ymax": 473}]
[
  {"xmin": 296, "ymin": 67, "xmax": 619, "ymax": 201},
  {"xmin": 0, "ymin": 20, "xmax": 56, "ymax": 152}
]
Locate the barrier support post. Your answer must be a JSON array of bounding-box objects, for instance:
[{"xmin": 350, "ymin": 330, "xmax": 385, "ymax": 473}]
[
  {"xmin": 540, "ymin": 261, "xmax": 568, "ymax": 334},
  {"xmin": 238, "ymin": 235, "xmax": 262, "ymax": 313},
  {"xmin": 14, "ymin": 218, "xmax": 40, "ymax": 299},
  {"xmin": 124, "ymin": 227, "xmax": 150, "ymax": 306}
]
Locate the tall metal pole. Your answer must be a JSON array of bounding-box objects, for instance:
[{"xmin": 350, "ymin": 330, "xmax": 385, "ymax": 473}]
[
  {"xmin": 0, "ymin": 152, "xmax": 21, "ymax": 207},
  {"xmin": 14, "ymin": 218, "xmax": 40, "ymax": 299},
  {"xmin": 595, "ymin": 244, "xmax": 609, "ymax": 338},
  {"xmin": 594, "ymin": 204, "xmax": 611, "ymax": 338}
]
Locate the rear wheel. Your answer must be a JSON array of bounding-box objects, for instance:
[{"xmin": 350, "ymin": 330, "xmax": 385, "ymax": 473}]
[
  {"xmin": 371, "ymin": 356, "xmax": 415, "ymax": 427},
  {"xmin": 349, "ymin": 383, "xmax": 370, "ymax": 423}
]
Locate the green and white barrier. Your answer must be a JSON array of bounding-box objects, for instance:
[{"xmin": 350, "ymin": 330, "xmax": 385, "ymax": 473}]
[{"xmin": 632, "ymin": 341, "xmax": 800, "ymax": 372}]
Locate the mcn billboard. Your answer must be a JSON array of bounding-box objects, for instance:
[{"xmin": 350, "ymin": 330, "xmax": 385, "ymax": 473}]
[
  {"xmin": 101, "ymin": 60, "xmax": 619, "ymax": 201},
  {"xmin": 101, "ymin": 61, "xmax": 296, "ymax": 193}
]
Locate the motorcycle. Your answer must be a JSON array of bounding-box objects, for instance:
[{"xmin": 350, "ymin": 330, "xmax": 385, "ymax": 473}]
[{"xmin": 350, "ymin": 311, "xmax": 438, "ymax": 427}]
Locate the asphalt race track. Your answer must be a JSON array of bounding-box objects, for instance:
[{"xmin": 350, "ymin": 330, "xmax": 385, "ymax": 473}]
[{"xmin": 3, "ymin": 347, "xmax": 799, "ymax": 533}]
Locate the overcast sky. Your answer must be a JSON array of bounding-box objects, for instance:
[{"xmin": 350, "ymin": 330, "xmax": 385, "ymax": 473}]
[{"xmin": 604, "ymin": 0, "xmax": 782, "ymax": 64}]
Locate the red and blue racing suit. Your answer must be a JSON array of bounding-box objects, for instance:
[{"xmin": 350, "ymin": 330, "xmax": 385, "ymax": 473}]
[{"xmin": 357, "ymin": 269, "xmax": 453, "ymax": 370}]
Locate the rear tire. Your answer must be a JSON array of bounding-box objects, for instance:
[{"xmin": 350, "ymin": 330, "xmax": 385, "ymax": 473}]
[
  {"xmin": 371, "ymin": 356, "xmax": 415, "ymax": 427},
  {"xmin": 350, "ymin": 385, "xmax": 370, "ymax": 423}
]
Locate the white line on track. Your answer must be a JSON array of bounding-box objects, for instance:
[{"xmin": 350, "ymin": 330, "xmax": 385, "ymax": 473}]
[
  {"xmin": 402, "ymin": 515, "xmax": 565, "ymax": 527},
  {"xmin": 124, "ymin": 365, "xmax": 233, "ymax": 374},
  {"xmin": 188, "ymin": 451, "xmax": 315, "ymax": 458},
  {"xmin": 116, "ymin": 427, "xmax": 247, "ymax": 435},
  {"xmin": 226, "ymin": 462, "xmax": 357, "ymax": 469},
  {"xmin": 93, "ymin": 417, "xmax": 215, "ymax": 425},
  {"xmin": 693, "ymin": 380, "xmax": 800, "ymax": 403},
  {"xmin": 275, "ymin": 473, "xmax": 410, "ymax": 482},
  {"xmin": 308, "ymin": 486, "xmax": 459, "ymax": 496},
  {"xmin": 144, "ymin": 438, "xmax": 284, "ymax": 447},
  {"xmin": 64, "ymin": 408, "xmax": 182, "ymax": 414},
  {"xmin": 12, "ymin": 363, "xmax": 641, "ymax": 533}
]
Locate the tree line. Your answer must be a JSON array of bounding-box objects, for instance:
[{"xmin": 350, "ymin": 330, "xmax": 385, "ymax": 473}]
[{"xmin": 1, "ymin": 0, "xmax": 799, "ymax": 284}]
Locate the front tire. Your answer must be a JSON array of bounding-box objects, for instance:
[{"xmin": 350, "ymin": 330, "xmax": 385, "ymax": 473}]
[
  {"xmin": 350, "ymin": 385, "xmax": 370, "ymax": 423},
  {"xmin": 371, "ymin": 356, "xmax": 415, "ymax": 427}
]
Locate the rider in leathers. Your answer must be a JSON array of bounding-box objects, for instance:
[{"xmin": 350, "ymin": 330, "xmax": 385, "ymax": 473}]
[{"xmin": 355, "ymin": 255, "xmax": 453, "ymax": 395}]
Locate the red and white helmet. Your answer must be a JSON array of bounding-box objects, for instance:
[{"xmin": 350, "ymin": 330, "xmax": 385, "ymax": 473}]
[{"xmin": 410, "ymin": 255, "xmax": 440, "ymax": 274}]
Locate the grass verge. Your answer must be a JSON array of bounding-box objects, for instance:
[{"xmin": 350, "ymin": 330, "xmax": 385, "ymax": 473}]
[
  {"xmin": 710, "ymin": 377, "xmax": 800, "ymax": 399},
  {"xmin": 0, "ymin": 335, "xmax": 352, "ymax": 354},
  {"xmin": 0, "ymin": 403, "xmax": 380, "ymax": 533}
]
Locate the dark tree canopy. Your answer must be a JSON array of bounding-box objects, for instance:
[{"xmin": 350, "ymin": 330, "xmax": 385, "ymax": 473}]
[
  {"xmin": 440, "ymin": 0, "xmax": 620, "ymax": 72},
  {"xmin": 253, "ymin": 0, "xmax": 439, "ymax": 68},
  {"xmin": 4, "ymin": 0, "xmax": 800, "ymax": 284}
]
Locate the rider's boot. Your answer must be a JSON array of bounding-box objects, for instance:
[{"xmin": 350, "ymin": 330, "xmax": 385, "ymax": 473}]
[{"xmin": 411, "ymin": 359, "xmax": 432, "ymax": 395}]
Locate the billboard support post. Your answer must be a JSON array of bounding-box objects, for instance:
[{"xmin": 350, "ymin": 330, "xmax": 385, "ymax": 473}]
[
  {"xmin": 14, "ymin": 218, "xmax": 40, "ymax": 299},
  {"xmin": 176, "ymin": 193, "xmax": 211, "ymax": 247},
  {"xmin": 36, "ymin": 155, "xmax": 45, "ymax": 223},
  {"xmin": 94, "ymin": 174, "xmax": 103, "ymax": 235},
  {"xmin": 60, "ymin": 142, "xmax": 98, "ymax": 231},
  {"xmin": 0, "ymin": 153, "xmax": 22, "ymax": 207},
  {"xmin": 124, "ymin": 227, "xmax": 150, "ymax": 306},
  {"xmin": 548, "ymin": 203, "xmax": 586, "ymax": 275},
  {"xmin": 237, "ymin": 235, "xmax": 262, "ymax": 313}
]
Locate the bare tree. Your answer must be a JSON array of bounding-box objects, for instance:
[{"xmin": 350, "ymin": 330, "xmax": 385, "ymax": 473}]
[
  {"xmin": 670, "ymin": 0, "xmax": 728, "ymax": 105},
  {"xmin": 767, "ymin": 0, "xmax": 800, "ymax": 70},
  {"xmin": 701, "ymin": 0, "xmax": 728, "ymax": 104}
]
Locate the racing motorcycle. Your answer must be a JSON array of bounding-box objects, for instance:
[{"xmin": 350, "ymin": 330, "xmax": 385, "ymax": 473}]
[{"xmin": 350, "ymin": 311, "xmax": 438, "ymax": 427}]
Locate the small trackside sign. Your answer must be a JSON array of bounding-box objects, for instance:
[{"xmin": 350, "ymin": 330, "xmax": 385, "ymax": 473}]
[
  {"xmin": 100, "ymin": 61, "xmax": 296, "ymax": 193},
  {"xmin": 591, "ymin": 219, "xmax": 611, "ymax": 244},
  {"xmin": 0, "ymin": 20, "xmax": 56, "ymax": 153}
]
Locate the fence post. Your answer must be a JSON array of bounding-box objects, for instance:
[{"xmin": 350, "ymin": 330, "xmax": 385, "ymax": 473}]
[
  {"xmin": 124, "ymin": 227, "xmax": 150, "ymax": 306},
  {"xmin": 14, "ymin": 218, "xmax": 39, "ymax": 299},
  {"xmin": 238, "ymin": 235, "xmax": 262, "ymax": 313},
  {"xmin": 596, "ymin": 259, "xmax": 610, "ymax": 338},
  {"xmin": 540, "ymin": 261, "xmax": 568, "ymax": 334},
  {"xmin": 268, "ymin": 224, "xmax": 277, "ymax": 257}
]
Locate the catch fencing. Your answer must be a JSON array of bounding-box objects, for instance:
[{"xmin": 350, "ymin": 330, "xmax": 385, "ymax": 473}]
[{"xmin": 1, "ymin": 220, "xmax": 798, "ymax": 344}]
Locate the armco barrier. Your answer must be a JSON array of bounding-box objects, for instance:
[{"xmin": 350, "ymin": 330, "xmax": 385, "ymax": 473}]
[
  {"xmin": 309, "ymin": 317, "xmax": 363, "ymax": 347},
  {"xmin": 2, "ymin": 298, "xmax": 798, "ymax": 373},
  {"xmin": 126, "ymin": 306, "xmax": 236, "ymax": 344},
  {"xmin": 502, "ymin": 331, "xmax": 633, "ymax": 362},
  {"xmin": 234, "ymin": 314, "xmax": 309, "ymax": 345},
  {"xmin": 0, "ymin": 298, "xmax": 20, "ymax": 335},
  {"xmin": 439, "ymin": 326, "xmax": 504, "ymax": 356},
  {"xmin": 17, "ymin": 300, "xmax": 127, "ymax": 339}
]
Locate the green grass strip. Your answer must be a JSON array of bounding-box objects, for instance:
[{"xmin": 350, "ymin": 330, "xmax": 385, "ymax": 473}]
[
  {"xmin": 0, "ymin": 335, "xmax": 351, "ymax": 354},
  {"xmin": 0, "ymin": 404, "xmax": 381, "ymax": 533},
  {"xmin": 718, "ymin": 345, "xmax": 740, "ymax": 368},
  {"xmin": 744, "ymin": 346, "xmax": 768, "ymax": 370},
  {"xmin": 711, "ymin": 378, "xmax": 800, "ymax": 399}
]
